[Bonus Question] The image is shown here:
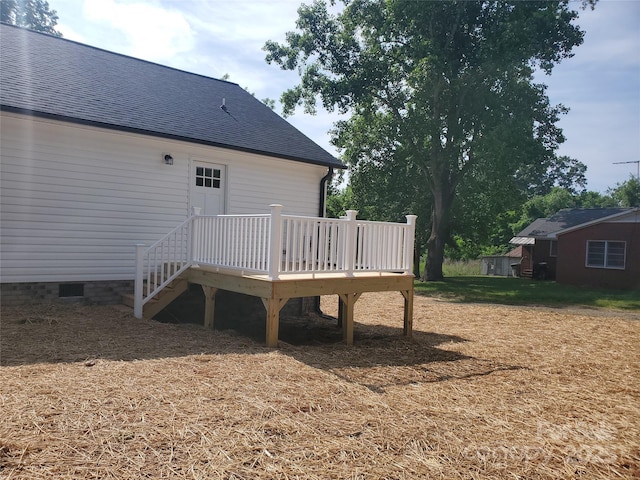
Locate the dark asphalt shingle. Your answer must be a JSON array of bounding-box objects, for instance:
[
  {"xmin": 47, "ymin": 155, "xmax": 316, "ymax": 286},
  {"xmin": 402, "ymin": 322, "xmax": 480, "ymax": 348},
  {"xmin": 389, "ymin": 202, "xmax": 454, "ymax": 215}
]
[
  {"xmin": 0, "ymin": 23, "xmax": 344, "ymax": 168},
  {"xmin": 515, "ymin": 207, "xmax": 633, "ymax": 238}
]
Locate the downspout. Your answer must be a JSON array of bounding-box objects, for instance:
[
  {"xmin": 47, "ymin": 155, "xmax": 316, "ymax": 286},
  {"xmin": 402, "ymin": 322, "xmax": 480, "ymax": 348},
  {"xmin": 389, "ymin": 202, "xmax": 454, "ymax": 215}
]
[
  {"xmin": 315, "ymin": 167, "xmax": 334, "ymax": 316},
  {"xmin": 318, "ymin": 167, "xmax": 334, "ymax": 217}
]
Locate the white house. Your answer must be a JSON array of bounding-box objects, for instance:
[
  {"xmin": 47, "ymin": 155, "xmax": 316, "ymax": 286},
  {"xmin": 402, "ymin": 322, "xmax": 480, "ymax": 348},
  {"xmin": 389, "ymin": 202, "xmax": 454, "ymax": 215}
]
[{"xmin": 0, "ymin": 23, "xmax": 344, "ymax": 305}]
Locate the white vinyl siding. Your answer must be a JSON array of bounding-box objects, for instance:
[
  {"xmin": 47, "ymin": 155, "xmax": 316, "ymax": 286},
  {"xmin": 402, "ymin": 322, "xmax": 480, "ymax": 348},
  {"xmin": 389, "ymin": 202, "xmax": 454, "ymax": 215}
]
[
  {"xmin": 188, "ymin": 147, "xmax": 325, "ymax": 217},
  {"xmin": 586, "ymin": 240, "xmax": 626, "ymax": 269},
  {"xmin": 1, "ymin": 115, "xmax": 189, "ymax": 282},
  {"xmin": 1, "ymin": 113, "xmax": 326, "ymax": 283},
  {"xmin": 226, "ymin": 152, "xmax": 324, "ymax": 216}
]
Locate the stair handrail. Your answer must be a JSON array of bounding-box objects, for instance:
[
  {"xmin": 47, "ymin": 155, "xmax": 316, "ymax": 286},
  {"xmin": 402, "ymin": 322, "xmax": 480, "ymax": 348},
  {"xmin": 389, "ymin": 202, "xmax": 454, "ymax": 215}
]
[{"xmin": 133, "ymin": 209, "xmax": 199, "ymax": 318}]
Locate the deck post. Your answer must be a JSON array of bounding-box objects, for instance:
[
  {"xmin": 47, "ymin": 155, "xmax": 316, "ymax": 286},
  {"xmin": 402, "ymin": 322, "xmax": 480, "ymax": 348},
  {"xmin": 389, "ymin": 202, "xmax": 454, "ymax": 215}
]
[
  {"xmin": 261, "ymin": 297, "xmax": 288, "ymax": 348},
  {"xmin": 338, "ymin": 292, "xmax": 361, "ymax": 345},
  {"xmin": 134, "ymin": 244, "xmax": 145, "ymax": 318},
  {"xmin": 344, "ymin": 210, "xmax": 358, "ymax": 276},
  {"xmin": 404, "ymin": 215, "xmax": 417, "ymax": 275},
  {"xmin": 268, "ymin": 204, "xmax": 283, "ymax": 280},
  {"xmin": 401, "ymin": 288, "xmax": 414, "ymax": 337},
  {"xmin": 202, "ymin": 286, "xmax": 218, "ymax": 329}
]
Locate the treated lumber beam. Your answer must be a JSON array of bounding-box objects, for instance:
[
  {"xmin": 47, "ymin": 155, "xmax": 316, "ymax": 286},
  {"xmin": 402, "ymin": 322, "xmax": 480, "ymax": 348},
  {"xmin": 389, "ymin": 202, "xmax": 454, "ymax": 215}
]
[
  {"xmin": 271, "ymin": 273, "xmax": 414, "ymax": 298},
  {"xmin": 187, "ymin": 268, "xmax": 273, "ymax": 298}
]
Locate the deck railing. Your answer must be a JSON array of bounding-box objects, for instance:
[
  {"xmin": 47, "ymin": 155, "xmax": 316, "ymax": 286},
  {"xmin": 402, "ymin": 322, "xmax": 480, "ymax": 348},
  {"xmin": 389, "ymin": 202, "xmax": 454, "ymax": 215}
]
[
  {"xmin": 192, "ymin": 213, "xmax": 272, "ymax": 273},
  {"xmin": 134, "ymin": 215, "xmax": 195, "ymax": 317},
  {"xmin": 134, "ymin": 205, "xmax": 416, "ymax": 318}
]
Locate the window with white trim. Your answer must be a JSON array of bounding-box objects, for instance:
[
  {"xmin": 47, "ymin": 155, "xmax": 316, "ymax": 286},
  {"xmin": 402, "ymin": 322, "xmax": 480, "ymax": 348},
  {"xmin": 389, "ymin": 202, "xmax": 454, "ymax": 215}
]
[
  {"xmin": 586, "ymin": 240, "xmax": 626, "ymax": 269},
  {"xmin": 195, "ymin": 167, "xmax": 221, "ymax": 189}
]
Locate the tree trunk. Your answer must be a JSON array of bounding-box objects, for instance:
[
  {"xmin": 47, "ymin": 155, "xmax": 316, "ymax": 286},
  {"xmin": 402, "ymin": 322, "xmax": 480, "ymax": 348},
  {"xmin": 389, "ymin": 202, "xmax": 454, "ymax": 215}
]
[
  {"xmin": 424, "ymin": 183, "xmax": 454, "ymax": 281},
  {"xmin": 413, "ymin": 240, "xmax": 422, "ymax": 278}
]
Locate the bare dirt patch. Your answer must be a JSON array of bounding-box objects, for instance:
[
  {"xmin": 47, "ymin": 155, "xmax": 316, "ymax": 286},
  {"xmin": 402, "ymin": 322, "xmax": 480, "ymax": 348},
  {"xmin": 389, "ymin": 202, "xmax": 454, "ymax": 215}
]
[{"xmin": 1, "ymin": 294, "xmax": 638, "ymax": 479}]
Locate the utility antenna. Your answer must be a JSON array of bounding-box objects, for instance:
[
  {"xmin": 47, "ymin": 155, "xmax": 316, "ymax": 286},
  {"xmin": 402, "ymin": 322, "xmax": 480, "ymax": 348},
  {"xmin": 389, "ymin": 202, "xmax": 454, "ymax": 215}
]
[{"xmin": 613, "ymin": 160, "xmax": 640, "ymax": 179}]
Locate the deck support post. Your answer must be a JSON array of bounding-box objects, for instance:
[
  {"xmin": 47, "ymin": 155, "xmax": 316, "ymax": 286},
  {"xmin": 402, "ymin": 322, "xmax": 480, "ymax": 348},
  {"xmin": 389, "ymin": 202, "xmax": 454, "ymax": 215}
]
[
  {"xmin": 261, "ymin": 297, "xmax": 289, "ymax": 348},
  {"xmin": 338, "ymin": 292, "xmax": 362, "ymax": 345},
  {"xmin": 202, "ymin": 286, "xmax": 218, "ymax": 329},
  {"xmin": 401, "ymin": 288, "xmax": 414, "ymax": 338}
]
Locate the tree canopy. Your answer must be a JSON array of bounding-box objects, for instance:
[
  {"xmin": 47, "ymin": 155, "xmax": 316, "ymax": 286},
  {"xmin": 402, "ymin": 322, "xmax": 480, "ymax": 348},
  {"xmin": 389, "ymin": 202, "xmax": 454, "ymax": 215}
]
[
  {"xmin": 265, "ymin": 0, "xmax": 591, "ymax": 280},
  {"xmin": 608, "ymin": 175, "xmax": 640, "ymax": 208},
  {"xmin": 0, "ymin": 0, "xmax": 62, "ymax": 36}
]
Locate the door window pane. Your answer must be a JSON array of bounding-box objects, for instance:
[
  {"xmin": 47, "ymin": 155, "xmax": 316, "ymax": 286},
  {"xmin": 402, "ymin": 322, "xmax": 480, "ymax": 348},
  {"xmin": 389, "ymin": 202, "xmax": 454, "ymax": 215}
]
[{"xmin": 195, "ymin": 165, "xmax": 222, "ymax": 189}]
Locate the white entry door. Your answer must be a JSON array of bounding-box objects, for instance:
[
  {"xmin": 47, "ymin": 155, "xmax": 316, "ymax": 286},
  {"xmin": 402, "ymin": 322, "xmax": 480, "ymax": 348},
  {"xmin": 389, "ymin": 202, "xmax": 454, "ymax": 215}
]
[{"xmin": 190, "ymin": 161, "xmax": 226, "ymax": 215}]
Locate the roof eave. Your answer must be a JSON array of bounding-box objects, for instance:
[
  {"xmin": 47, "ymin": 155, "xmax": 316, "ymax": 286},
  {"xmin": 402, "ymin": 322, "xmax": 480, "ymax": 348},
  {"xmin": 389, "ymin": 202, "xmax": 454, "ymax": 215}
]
[
  {"xmin": 546, "ymin": 208, "xmax": 640, "ymax": 238},
  {"xmin": 1, "ymin": 106, "xmax": 347, "ymax": 170}
]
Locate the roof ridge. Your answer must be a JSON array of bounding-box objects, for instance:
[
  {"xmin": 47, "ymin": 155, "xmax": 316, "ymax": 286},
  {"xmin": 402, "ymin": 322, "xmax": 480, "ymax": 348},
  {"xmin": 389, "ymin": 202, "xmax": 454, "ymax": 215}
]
[{"xmin": 549, "ymin": 206, "xmax": 632, "ymax": 217}]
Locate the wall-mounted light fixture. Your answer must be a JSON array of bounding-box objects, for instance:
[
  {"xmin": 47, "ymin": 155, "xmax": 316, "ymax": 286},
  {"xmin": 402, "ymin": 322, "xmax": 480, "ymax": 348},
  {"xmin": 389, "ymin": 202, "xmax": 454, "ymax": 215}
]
[{"xmin": 163, "ymin": 153, "xmax": 174, "ymax": 165}]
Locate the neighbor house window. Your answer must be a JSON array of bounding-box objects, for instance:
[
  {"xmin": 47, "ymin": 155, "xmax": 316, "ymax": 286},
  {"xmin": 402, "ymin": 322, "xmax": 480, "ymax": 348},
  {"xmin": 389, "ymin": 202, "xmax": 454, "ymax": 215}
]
[
  {"xmin": 586, "ymin": 240, "xmax": 626, "ymax": 269},
  {"xmin": 549, "ymin": 240, "xmax": 557, "ymax": 257}
]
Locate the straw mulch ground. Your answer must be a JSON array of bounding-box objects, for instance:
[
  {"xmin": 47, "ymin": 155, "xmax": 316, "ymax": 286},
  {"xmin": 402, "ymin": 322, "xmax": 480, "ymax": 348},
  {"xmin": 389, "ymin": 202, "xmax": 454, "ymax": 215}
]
[{"xmin": 1, "ymin": 292, "xmax": 639, "ymax": 479}]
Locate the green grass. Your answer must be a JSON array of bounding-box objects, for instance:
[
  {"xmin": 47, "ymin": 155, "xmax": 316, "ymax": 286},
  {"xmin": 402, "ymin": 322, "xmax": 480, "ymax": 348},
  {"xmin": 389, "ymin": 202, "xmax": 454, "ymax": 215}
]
[
  {"xmin": 420, "ymin": 259, "xmax": 483, "ymax": 276},
  {"xmin": 442, "ymin": 259, "xmax": 481, "ymax": 276},
  {"xmin": 415, "ymin": 276, "xmax": 640, "ymax": 311}
]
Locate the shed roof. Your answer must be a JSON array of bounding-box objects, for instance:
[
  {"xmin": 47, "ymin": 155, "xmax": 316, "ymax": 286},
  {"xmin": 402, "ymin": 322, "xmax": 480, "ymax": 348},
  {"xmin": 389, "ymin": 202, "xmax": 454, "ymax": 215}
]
[
  {"xmin": 510, "ymin": 207, "xmax": 635, "ymax": 244},
  {"xmin": 0, "ymin": 23, "xmax": 344, "ymax": 169}
]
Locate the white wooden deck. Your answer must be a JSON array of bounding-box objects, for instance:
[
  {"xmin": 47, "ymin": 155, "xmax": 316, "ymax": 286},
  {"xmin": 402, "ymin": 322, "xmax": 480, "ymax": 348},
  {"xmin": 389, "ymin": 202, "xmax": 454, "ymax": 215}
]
[{"xmin": 133, "ymin": 205, "xmax": 416, "ymax": 346}]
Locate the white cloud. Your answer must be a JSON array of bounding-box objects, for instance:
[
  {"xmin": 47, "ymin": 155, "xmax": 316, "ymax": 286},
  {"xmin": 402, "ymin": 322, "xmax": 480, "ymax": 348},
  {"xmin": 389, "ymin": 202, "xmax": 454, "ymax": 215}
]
[
  {"xmin": 81, "ymin": 0, "xmax": 195, "ymax": 62},
  {"xmin": 55, "ymin": 23, "xmax": 86, "ymax": 43},
  {"xmin": 184, "ymin": 0, "xmax": 301, "ymax": 48}
]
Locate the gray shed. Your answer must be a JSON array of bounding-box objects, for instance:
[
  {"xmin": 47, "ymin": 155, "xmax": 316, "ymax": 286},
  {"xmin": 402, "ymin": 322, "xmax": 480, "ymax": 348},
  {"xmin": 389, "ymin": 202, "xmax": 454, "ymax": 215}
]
[{"xmin": 481, "ymin": 246, "xmax": 523, "ymax": 277}]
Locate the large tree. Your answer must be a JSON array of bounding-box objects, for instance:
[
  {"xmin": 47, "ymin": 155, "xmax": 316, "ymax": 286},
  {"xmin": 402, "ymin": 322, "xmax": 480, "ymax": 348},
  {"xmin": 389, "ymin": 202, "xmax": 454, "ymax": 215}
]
[
  {"xmin": 608, "ymin": 175, "xmax": 640, "ymax": 207},
  {"xmin": 329, "ymin": 108, "xmax": 431, "ymax": 276},
  {"xmin": 0, "ymin": 0, "xmax": 61, "ymax": 36},
  {"xmin": 265, "ymin": 0, "xmax": 590, "ymax": 280}
]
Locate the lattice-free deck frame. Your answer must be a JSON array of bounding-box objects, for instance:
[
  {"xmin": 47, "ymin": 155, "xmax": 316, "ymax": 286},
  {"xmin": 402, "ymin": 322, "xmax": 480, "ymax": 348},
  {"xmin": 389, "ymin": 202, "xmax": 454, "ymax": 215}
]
[{"xmin": 187, "ymin": 267, "xmax": 414, "ymax": 347}]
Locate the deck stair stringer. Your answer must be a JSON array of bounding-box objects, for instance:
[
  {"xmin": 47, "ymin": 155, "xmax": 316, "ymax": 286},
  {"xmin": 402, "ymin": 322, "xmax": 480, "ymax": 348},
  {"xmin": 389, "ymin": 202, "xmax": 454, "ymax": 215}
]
[{"xmin": 122, "ymin": 275, "xmax": 189, "ymax": 319}]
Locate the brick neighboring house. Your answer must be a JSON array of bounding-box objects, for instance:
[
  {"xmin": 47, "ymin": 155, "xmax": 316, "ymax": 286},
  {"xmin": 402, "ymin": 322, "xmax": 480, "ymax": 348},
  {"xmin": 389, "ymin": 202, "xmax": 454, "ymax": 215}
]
[{"xmin": 510, "ymin": 208, "xmax": 640, "ymax": 289}]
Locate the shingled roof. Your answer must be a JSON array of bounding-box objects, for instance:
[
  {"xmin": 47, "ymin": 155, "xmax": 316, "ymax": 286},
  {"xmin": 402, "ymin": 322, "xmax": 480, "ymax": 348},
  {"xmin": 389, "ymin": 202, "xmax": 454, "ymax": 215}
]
[
  {"xmin": 511, "ymin": 207, "xmax": 634, "ymax": 244},
  {"xmin": 0, "ymin": 23, "xmax": 344, "ymax": 169}
]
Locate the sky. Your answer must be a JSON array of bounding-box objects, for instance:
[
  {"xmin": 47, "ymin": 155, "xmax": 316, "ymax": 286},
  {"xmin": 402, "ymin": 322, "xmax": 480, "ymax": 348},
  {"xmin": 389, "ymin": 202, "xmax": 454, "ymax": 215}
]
[{"xmin": 51, "ymin": 0, "xmax": 640, "ymax": 193}]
